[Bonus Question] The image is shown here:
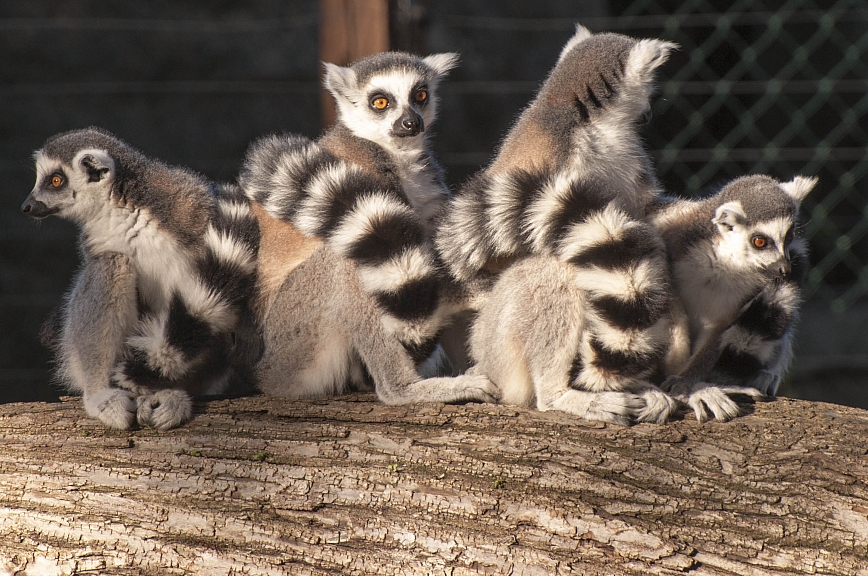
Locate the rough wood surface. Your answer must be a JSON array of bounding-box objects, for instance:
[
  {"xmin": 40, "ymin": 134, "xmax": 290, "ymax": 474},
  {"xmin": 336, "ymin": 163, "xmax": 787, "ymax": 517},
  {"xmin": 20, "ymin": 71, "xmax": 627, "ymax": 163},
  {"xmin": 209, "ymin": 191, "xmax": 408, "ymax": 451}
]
[{"xmin": 1, "ymin": 394, "xmax": 867, "ymax": 575}]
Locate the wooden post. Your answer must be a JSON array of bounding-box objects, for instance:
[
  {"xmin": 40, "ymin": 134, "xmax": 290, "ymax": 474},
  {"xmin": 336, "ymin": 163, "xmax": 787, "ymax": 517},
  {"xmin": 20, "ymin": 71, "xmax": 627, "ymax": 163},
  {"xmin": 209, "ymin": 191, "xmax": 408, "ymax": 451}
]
[{"xmin": 319, "ymin": 0, "xmax": 390, "ymax": 128}]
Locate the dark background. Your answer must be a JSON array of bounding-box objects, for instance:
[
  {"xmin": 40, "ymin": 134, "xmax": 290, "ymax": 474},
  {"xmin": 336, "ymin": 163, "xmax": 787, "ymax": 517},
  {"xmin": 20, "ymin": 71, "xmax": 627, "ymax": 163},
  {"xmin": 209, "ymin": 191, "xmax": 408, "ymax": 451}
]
[{"xmin": 2, "ymin": 1, "xmax": 866, "ymax": 406}]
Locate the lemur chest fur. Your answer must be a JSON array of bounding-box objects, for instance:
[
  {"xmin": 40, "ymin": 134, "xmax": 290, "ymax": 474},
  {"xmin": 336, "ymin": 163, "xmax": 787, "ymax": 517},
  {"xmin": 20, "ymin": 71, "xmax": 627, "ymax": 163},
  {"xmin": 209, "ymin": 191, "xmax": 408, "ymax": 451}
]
[
  {"xmin": 83, "ymin": 201, "xmax": 195, "ymax": 311},
  {"xmin": 389, "ymin": 150, "xmax": 445, "ymax": 233},
  {"xmin": 674, "ymin": 242, "xmax": 762, "ymax": 342}
]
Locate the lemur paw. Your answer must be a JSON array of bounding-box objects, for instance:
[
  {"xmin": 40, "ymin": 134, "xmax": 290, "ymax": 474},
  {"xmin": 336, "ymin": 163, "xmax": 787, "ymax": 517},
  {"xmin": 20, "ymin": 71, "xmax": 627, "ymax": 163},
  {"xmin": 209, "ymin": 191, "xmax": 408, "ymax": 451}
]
[
  {"xmin": 636, "ymin": 389, "xmax": 678, "ymax": 424},
  {"xmin": 552, "ymin": 391, "xmax": 643, "ymax": 426},
  {"xmin": 83, "ymin": 388, "xmax": 137, "ymax": 430},
  {"xmin": 448, "ymin": 374, "xmax": 502, "ymax": 404},
  {"xmin": 392, "ymin": 374, "xmax": 502, "ymax": 405},
  {"xmin": 686, "ymin": 385, "xmax": 763, "ymax": 423},
  {"xmin": 136, "ymin": 389, "xmax": 193, "ymax": 431},
  {"xmin": 747, "ymin": 370, "xmax": 780, "ymax": 396}
]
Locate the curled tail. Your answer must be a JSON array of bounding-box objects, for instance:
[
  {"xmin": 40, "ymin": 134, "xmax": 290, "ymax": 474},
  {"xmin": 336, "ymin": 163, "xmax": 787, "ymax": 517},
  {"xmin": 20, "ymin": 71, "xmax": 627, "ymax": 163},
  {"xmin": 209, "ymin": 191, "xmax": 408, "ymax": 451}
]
[
  {"xmin": 239, "ymin": 134, "xmax": 448, "ymax": 370},
  {"xmin": 440, "ymin": 169, "xmax": 674, "ymax": 387},
  {"xmin": 115, "ymin": 183, "xmax": 262, "ymax": 394},
  {"xmin": 558, "ymin": 205, "xmax": 672, "ymax": 389},
  {"xmin": 436, "ymin": 169, "xmax": 629, "ymax": 282}
]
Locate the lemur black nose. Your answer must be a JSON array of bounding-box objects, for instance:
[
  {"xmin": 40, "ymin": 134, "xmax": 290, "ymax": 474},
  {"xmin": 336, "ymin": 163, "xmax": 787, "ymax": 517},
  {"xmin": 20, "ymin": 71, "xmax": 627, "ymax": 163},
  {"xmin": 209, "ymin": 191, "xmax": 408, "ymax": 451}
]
[
  {"xmin": 21, "ymin": 196, "xmax": 55, "ymax": 219},
  {"xmin": 770, "ymin": 258, "xmax": 791, "ymax": 282},
  {"xmin": 393, "ymin": 111, "xmax": 424, "ymax": 137}
]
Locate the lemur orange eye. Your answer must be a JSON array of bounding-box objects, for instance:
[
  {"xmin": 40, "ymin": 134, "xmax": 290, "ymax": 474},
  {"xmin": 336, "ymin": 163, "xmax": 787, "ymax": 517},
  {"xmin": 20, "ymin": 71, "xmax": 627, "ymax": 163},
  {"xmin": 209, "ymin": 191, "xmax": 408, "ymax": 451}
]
[
  {"xmin": 752, "ymin": 235, "xmax": 768, "ymax": 249},
  {"xmin": 371, "ymin": 97, "xmax": 389, "ymax": 110},
  {"xmin": 50, "ymin": 174, "xmax": 64, "ymax": 188},
  {"xmin": 414, "ymin": 89, "xmax": 428, "ymax": 103}
]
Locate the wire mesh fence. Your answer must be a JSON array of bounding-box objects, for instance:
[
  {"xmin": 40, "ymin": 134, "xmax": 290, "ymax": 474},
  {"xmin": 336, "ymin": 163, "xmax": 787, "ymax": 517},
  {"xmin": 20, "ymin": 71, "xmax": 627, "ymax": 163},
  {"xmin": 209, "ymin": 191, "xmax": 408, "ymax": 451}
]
[
  {"xmin": 611, "ymin": 0, "xmax": 867, "ymax": 311},
  {"xmin": 1, "ymin": 1, "xmax": 866, "ymax": 404},
  {"xmin": 431, "ymin": 0, "xmax": 867, "ymax": 313}
]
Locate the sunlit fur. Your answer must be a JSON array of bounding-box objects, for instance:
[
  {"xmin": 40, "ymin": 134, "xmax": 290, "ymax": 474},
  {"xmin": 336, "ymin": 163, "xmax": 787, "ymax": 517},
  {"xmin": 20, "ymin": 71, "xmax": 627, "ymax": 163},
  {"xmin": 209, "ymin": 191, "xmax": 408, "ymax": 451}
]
[
  {"xmin": 437, "ymin": 25, "xmax": 682, "ymax": 425},
  {"xmin": 649, "ymin": 174, "xmax": 817, "ymax": 422},
  {"xmin": 24, "ymin": 127, "xmax": 260, "ymax": 431},
  {"xmin": 240, "ymin": 52, "xmax": 499, "ymax": 405}
]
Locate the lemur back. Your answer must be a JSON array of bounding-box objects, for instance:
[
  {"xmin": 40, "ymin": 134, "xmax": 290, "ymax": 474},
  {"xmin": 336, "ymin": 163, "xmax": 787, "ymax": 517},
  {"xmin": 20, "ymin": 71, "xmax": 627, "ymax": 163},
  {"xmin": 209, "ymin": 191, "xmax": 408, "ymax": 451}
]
[
  {"xmin": 438, "ymin": 25, "xmax": 685, "ymax": 425},
  {"xmin": 240, "ymin": 51, "xmax": 499, "ymax": 404},
  {"xmin": 22, "ymin": 127, "xmax": 260, "ymax": 430},
  {"xmin": 649, "ymin": 174, "xmax": 816, "ymax": 421}
]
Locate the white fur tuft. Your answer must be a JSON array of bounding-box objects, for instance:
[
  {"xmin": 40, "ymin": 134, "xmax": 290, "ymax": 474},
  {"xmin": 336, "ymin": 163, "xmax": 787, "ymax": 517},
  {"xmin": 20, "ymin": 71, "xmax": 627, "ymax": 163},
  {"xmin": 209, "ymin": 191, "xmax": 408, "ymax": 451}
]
[
  {"xmin": 556, "ymin": 23, "xmax": 594, "ymax": 64},
  {"xmin": 422, "ymin": 53, "xmax": 461, "ymax": 77},
  {"xmin": 625, "ymin": 39, "xmax": 679, "ymax": 83},
  {"xmin": 322, "ymin": 62, "xmax": 357, "ymax": 96},
  {"xmin": 779, "ymin": 175, "xmax": 818, "ymax": 204}
]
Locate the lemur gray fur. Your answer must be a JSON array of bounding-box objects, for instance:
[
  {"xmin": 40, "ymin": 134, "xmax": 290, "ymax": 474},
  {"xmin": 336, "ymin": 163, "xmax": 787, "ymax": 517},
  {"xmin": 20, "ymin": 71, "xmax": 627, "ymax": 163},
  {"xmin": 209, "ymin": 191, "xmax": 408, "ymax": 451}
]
[
  {"xmin": 239, "ymin": 51, "xmax": 499, "ymax": 404},
  {"xmin": 648, "ymin": 174, "xmax": 816, "ymax": 422},
  {"xmin": 436, "ymin": 25, "xmax": 687, "ymax": 425},
  {"xmin": 22, "ymin": 127, "xmax": 260, "ymax": 431}
]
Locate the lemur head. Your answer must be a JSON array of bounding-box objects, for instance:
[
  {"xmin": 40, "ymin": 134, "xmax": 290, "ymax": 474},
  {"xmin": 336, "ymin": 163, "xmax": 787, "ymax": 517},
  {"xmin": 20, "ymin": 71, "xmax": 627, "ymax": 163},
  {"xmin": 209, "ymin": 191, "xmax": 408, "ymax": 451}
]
[
  {"xmin": 22, "ymin": 127, "xmax": 127, "ymax": 223},
  {"xmin": 323, "ymin": 51, "xmax": 459, "ymax": 153},
  {"xmin": 711, "ymin": 175, "xmax": 817, "ymax": 282}
]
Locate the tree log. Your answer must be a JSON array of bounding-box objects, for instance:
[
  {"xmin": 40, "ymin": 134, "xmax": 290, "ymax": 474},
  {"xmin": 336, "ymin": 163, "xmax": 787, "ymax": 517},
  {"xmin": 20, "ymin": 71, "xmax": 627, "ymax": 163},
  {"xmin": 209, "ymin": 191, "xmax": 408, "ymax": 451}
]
[{"xmin": 1, "ymin": 394, "xmax": 867, "ymax": 575}]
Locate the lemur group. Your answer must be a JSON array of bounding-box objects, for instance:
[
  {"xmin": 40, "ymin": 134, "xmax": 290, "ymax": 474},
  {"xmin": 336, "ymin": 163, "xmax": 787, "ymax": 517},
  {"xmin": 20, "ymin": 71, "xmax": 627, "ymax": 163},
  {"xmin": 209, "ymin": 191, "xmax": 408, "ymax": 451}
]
[{"xmin": 21, "ymin": 24, "xmax": 815, "ymax": 432}]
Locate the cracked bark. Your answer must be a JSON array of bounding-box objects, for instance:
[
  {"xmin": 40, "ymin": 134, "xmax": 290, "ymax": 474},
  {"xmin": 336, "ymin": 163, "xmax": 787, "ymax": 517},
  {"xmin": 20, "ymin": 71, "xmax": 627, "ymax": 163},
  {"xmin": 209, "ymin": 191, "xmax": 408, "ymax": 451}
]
[{"xmin": 1, "ymin": 394, "xmax": 867, "ymax": 575}]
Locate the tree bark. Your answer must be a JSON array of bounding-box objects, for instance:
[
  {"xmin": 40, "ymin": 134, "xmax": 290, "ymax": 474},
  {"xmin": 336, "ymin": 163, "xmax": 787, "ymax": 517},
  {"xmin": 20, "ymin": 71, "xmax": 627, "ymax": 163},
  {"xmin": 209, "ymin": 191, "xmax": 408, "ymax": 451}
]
[{"xmin": 1, "ymin": 394, "xmax": 867, "ymax": 575}]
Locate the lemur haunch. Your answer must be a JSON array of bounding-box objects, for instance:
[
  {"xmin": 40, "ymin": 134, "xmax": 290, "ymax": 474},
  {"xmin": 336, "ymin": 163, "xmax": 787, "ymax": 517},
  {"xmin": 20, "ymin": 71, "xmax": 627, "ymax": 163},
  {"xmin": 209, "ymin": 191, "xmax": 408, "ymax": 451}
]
[
  {"xmin": 649, "ymin": 174, "xmax": 816, "ymax": 422},
  {"xmin": 22, "ymin": 127, "xmax": 260, "ymax": 430},
  {"xmin": 437, "ymin": 25, "xmax": 686, "ymax": 425},
  {"xmin": 240, "ymin": 52, "xmax": 499, "ymax": 404}
]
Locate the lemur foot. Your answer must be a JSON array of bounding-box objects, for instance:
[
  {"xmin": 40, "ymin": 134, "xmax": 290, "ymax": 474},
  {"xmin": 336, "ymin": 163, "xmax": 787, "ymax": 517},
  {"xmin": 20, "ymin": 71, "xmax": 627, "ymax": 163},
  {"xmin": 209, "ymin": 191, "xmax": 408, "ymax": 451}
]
[
  {"xmin": 379, "ymin": 374, "xmax": 502, "ymax": 405},
  {"xmin": 83, "ymin": 388, "xmax": 137, "ymax": 430},
  {"xmin": 551, "ymin": 390, "xmax": 644, "ymax": 427},
  {"xmin": 137, "ymin": 389, "xmax": 193, "ymax": 431},
  {"xmin": 636, "ymin": 389, "xmax": 679, "ymax": 424},
  {"xmin": 686, "ymin": 385, "xmax": 764, "ymax": 423}
]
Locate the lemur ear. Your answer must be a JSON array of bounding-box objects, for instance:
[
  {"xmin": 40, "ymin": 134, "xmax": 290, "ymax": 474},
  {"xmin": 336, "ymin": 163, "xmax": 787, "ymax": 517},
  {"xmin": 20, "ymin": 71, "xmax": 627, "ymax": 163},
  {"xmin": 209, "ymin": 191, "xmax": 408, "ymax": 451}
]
[
  {"xmin": 625, "ymin": 39, "xmax": 679, "ymax": 83},
  {"xmin": 322, "ymin": 62, "xmax": 358, "ymax": 100},
  {"xmin": 712, "ymin": 201, "xmax": 747, "ymax": 233},
  {"xmin": 73, "ymin": 149, "xmax": 114, "ymax": 183},
  {"xmin": 556, "ymin": 23, "xmax": 594, "ymax": 64},
  {"xmin": 780, "ymin": 175, "xmax": 818, "ymax": 204},
  {"xmin": 422, "ymin": 53, "xmax": 460, "ymax": 78}
]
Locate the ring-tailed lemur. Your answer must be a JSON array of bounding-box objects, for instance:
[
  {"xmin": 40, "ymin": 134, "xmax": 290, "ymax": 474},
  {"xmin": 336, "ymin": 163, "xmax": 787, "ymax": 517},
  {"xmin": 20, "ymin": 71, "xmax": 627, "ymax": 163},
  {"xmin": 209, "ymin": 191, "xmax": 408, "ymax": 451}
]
[
  {"xmin": 437, "ymin": 25, "xmax": 687, "ymax": 425},
  {"xmin": 22, "ymin": 127, "xmax": 260, "ymax": 430},
  {"xmin": 240, "ymin": 52, "xmax": 499, "ymax": 404},
  {"xmin": 649, "ymin": 174, "xmax": 816, "ymax": 422}
]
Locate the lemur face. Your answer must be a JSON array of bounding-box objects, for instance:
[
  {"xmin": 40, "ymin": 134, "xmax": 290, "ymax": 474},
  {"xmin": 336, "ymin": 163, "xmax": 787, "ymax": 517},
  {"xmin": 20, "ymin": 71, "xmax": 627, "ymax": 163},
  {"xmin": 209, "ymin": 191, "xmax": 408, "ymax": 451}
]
[
  {"xmin": 713, "ymin": 206, "xmax": 797, "ymax": 281},
  {"xmin": 323, "ymin": 52, "xmax": 459, "ymax": 152},
  {"xmin": 711, "ymin": 176, "xmax": 816, "ymax": 282},
  {"xmin": 22, "ymin": 148, "xmax": 114, "ymax": 222}
]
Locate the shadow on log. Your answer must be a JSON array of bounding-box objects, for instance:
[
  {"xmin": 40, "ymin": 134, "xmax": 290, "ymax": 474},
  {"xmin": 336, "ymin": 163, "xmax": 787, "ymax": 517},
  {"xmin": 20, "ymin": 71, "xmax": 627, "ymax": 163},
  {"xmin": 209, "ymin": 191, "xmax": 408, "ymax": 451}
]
[{"xmin": 1, "ymin": 394, "xmax": 867, "ymax": 575}]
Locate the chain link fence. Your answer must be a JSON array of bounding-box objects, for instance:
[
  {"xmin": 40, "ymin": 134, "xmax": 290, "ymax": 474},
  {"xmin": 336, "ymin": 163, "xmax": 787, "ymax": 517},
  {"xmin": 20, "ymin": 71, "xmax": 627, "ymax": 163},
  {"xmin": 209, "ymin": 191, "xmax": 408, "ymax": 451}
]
[
  {"xmin": 431, "ymin": 0, "xmax": 867, "ymax": 313},
  {"xmin": 616, "ymin": 0, "xmax": 867, "ymax": 312}
]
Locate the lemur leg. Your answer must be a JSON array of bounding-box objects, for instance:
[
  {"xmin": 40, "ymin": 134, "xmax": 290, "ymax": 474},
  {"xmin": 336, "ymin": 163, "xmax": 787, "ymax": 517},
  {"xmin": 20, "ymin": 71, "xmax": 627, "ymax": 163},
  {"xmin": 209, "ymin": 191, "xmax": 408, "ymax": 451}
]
[
  {"xmin": 468, "ymin": 256, "xmax": 653, "ymax": 425},
  {"xmin": 662, "ymin": 299, "xmax": 765, "ymax": 423},
  {"xmin": 352, "ymin": 305, "xmax": 500, "ymax": 405},
  {"xmin": 59, "ymin": 253, "xmax": 138, "ymax": 429}
]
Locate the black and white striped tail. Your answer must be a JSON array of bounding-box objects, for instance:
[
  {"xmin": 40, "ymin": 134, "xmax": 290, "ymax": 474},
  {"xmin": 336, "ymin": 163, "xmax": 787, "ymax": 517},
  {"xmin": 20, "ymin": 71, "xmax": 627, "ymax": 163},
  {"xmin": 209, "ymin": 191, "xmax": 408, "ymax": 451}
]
[
  {"xmin": 439, "ymin": 168, "xmax": 673, "ymax": 388},
  {"xmin": 115, "ymin": 183, "xmax": 261, "ymax": 392},
  {"xmin": 239, "ymin": 134, "xmax": 447, "ymax": 369}
]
